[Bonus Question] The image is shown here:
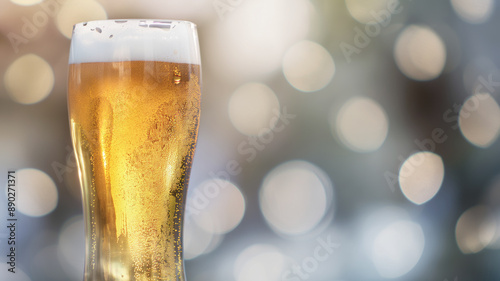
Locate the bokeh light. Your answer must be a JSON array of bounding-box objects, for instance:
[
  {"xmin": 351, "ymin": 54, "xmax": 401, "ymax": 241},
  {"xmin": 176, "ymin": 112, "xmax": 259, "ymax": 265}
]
[
  {"xmin": 260, "ymin": 160, "xmax": 333, "ymax": 236},
  {"xmin": 57, "ymin": 216, "xmax": 84, "ymax": 280},
  {"xmin": 394, "ymin": 25, "xmax": 446, "ymax": 81},
  {"xmin": 345, "ymin": 0, "xmax": 392, "ymax": 24},
  {"xmin": 191, "ymin": 179, "xmax": 245, "ymax": 235},
  {"xmin": 455, "ymin": 205, "xmax": 496, "ymax": 254},
  {"xmin": 10, "ymin": 0, "xmax": 42, "ymax": 6},
  {"xmin": 202, "ymin": 232, "xmax": 224, "ymax": 256},
  {"xmin": 371, "ymin": 220, "xmax": 425, "ymax": 278},
  {"xmin": 228, "ymin": 83, "xmax": 280, "ymax": 136},
  {"xmin": 234, "ymin": 244, "xmax": 288, "ymax": 281},
  {"xmin": 458, "ymin": 93, "xmax": 500, "ymax": 148},
  {"xmin": 14, "ymin": 168, "xmax": 58, "ymax": 217},
  {"xmin": 4, "ymin": 54, "xmax": 54, "ymax": 105},
  {"xmin": 333, "ymin": 97, "xmax": 389, "ymax": 153},
  {"xmin": 451, "ymin": 0, "xmax": 494, "ymax": 24},
  {"xmin": 205, "ymin": 0, "xmax": 311, "ymax": 81},
  {"xmin": 398, "ymin": 151, "xmax": 445, "ymax": 205},
  {"xmin": 184, "ymin": 220, "xmax": 220, "ymax": 260},
  {"xmin": 282, "ymin": 40, "xmax": 335, "ymax": 92},
  {"xmin": 360, "ymin": 206, "xmax": 411, "ymax": 260},
  {"xmin": 56, "ymin": 0, "xmax": 108, "ymax": 39}
]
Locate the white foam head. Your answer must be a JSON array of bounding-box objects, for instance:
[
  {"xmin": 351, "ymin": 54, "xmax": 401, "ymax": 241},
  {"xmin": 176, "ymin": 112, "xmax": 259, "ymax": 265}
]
[{"xmin": 69, "ymin": 20, "xmax": 200, "ymax": 65}]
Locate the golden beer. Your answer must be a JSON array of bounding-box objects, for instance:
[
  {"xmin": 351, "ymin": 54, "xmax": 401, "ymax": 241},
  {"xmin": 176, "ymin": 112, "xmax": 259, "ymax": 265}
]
[{"xmin": 68, "ymin": 20, "xmax": 201, "ymax": 281}]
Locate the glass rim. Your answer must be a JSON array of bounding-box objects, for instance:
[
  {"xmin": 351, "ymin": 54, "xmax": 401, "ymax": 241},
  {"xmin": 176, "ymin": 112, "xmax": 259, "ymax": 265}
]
[{"xmin": 72, "ymin": 19, "xmax": 198, "ymax": 30}]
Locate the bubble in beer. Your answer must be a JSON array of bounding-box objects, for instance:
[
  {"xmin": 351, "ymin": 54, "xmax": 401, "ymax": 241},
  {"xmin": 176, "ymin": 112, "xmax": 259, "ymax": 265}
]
[{"xmin": 174, "ymin": 68, "xmax": 182, "ymax": 85}]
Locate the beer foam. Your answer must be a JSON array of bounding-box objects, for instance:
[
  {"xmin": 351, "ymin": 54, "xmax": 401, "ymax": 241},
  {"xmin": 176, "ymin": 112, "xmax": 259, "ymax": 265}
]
[{"xmin": 69, "ymin": 20, "xmax": 200, "ymax": 65}]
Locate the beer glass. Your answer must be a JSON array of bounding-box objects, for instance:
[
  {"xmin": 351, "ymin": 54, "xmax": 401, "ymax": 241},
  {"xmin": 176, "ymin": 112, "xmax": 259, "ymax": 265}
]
[{"xmin": 68, "ymin": 20, "xmax": 201, "ymax": 281}]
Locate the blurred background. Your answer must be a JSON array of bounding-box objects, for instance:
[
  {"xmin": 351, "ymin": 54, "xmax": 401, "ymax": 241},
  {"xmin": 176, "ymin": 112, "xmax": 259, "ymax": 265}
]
[{"xmin": 1, "ymin": 0, "xmax": 500, "ymax": 280}]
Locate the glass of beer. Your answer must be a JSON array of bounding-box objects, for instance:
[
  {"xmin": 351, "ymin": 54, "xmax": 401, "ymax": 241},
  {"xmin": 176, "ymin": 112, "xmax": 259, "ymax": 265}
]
[{"xmin": 68, "ymin": 20, "xmax": 201, "ymax": 281}]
